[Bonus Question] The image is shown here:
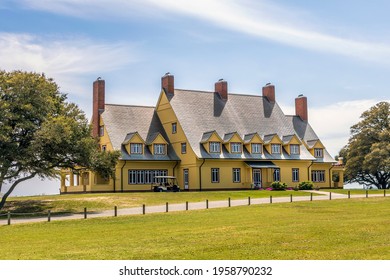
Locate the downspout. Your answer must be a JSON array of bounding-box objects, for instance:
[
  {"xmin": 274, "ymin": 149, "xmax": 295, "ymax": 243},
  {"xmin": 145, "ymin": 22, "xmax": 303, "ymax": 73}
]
[
  {"xmin": 172, "ymin": 160, "xmax": 179, "ymax": 177},
  {"xmin": 199, "ymin": 159, "xmax": 206, "ymax": 192},
  {"xmin": 307, "ymin": 160, "xmax": 314, "ymax": 181},
  {"xmin": 120, "ymin": 160, "xmax": 127, "ymax": 193}
]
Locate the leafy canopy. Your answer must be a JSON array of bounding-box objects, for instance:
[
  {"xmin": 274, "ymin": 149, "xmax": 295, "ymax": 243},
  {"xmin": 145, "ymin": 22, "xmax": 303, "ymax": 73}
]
[
  {"xmin": 340, "ymin": 102, "xmax": 389, "ymax": 189},
  {"xmin": 0, "ymin": 70, "xmax": 119, "ymax": 209}
]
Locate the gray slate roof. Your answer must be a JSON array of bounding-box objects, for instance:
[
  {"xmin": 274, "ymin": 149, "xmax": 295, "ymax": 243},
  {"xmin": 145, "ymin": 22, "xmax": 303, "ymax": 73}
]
[
  {"xmin": 101, "ymin": 104, "xmax": 179, "ymax": 161},
  {"xmin": 168, "ymin": 89, "xmax": 334, "ymax": 162}
]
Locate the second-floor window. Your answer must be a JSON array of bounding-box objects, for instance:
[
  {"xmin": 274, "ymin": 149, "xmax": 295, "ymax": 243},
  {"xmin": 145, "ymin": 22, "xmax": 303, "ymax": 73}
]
[
  {"xmin": 290, "ymin": 144, "xmax": 300, "ymax": 155},
  {"xmin": 181, "ymin": 142, "xmax": 187, "ymax": 154},
  {"xmin": 271, "ymin": 144, "xmax": 281, "ymax": 154},
  {"xmin": 209, "ymin": 142, "xmax": 221, "ymax": 153},
  {"xmin": 251, "ymin": 143, "xmax": 262, "ymax": 154},
  {"xmin": 314, "ymin": 148, "xmax": 323, "ymax": 158},
  {"xmin": 130, "ymin": 143, "xmax": 143, "ymax": 154},
  {"xmin": 154, "ymin": 144, "xmax": 166, "ymax": 155},
  {"xmin": 230, "ymin": 143, "xmax": 242, "ymax": 153},
  {"xmin": 172, "ymin": 122, "xmax": 177, "ymax": 134}
]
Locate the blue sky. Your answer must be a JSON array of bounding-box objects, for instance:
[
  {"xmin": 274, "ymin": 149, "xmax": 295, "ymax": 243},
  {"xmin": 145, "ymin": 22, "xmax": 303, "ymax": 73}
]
[{"xmin": 1, "ymin": 0, "xmax": 390, "ymax": 195}]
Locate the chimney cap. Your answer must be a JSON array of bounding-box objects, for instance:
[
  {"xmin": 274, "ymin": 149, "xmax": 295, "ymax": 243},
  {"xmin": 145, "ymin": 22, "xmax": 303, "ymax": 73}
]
[
  {"xmin": 218, "ymin": 78, "xmax": 224, "ymax": 82},
  {"xmin": 265, "ymin": 82, "xmax": 272, "ymax": 86},
  {"xmin": 297, "ymin": 94, "xmax": 305, "ymax": 97},
  {"xmin": 164, "ymin": 72, "xmax": 171, "ymax": 76},
  {"xmin": 96, "ymin": 76, "xmax": 102, "ymax": 81}
]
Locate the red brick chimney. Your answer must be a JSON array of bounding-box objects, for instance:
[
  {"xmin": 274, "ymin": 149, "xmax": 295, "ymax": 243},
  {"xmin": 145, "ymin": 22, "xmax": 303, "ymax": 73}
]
[
  {"xmin": 161, "ymin": 72, "xmax": 174, "ymax": 94},
  {"xmin": 92, "ymin": 78, "xmax": 105, "ymax": 138},
  {"xmin": 215, "ymin": 79, "xmax": 228, "ymax": 100},
  {"xmin": 262, "ymin": 83, "xmax": 275, "ymax": 103},
  {"xmin": 295, "ymin": 94, "xmax": 308, "ymax": 122}
]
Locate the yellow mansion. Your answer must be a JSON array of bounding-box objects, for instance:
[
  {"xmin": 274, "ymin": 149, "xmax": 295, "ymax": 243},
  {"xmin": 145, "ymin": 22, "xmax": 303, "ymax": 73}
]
[{"xmin": 60, "ymin": 74, "xmax": 344, "ymax": 193}]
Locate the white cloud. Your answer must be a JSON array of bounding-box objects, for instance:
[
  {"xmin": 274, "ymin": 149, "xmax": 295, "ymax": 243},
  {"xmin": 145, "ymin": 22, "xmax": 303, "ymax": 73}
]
[
  {"xmin": 280, "ymin": 99, "xmax": 389, "ymax": 156},
  {"xmin": 0, "ymin": 33, "xmax": 139, "ymax": 95},
  {"xmin": 14, "ymin": 0, "xmax": 390, "ymax": 64}
]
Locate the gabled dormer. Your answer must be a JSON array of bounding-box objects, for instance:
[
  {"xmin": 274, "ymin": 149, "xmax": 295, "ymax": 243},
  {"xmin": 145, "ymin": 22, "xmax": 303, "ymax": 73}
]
[
  {"xmin": 122, "ymin": 132, "xmax": 145, "ymax": 155},
  {"xmin": 201, "ymin": 131, "xmax": 223, "ymax": 154},
  {"xmin": 223, "ymin": 132, "xmax": 243, "ymax": 154},
  {"xmin": 243, "ymin": 133, "xmax": 263, "ymax": 154},
  {"xmin": 305, "ymin": 139, "xmax": 325, "ymax": 159},
  {"xmin": 146, "ymin": 132, "xmax": 169, "ymax": 155},
  {"xmin": 263, "ymin": 133, "xmax": 283, "ymax": 155},
  {"xmin": 282, "ymin": 134, "xmax": 302, "ymax": 155}
]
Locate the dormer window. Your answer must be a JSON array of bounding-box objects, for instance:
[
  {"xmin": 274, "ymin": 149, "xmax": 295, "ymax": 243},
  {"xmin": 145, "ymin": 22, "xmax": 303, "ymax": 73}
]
[
  {"xmin": 154, "ymin": 144, "xmax": 166, "ymax": 155},
  {"xmin": 130, "ymin": 143, "xmax": 143, "ymax": 154},
  {"xmin": 271, "ymin": 144, "xmax": 281, "ymax": 154},
  {"xmin": 314, "ymin": 148, "xmax": 323, "ymax": 158},
  {"xmin": 230, "ymin": 142, "xmax": 242, "ymax": 153},
  {"xmin": 251, "ymin": 143, "xmax": 262, "ymax": 154},
  {"xmin": 209, "ymin": 142, "xmax": 221, "ymax": 153},
  {"xmin": 290, "ymin": 144, "xmax": 300, "ymax": 155}
]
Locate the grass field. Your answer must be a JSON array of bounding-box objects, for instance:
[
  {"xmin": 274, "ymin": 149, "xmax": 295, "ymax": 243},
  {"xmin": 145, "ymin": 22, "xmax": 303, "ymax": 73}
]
[
  {"xmin": 1, "ymin": 197, "xmax": 389, "ymax": 260},
  {"xmin": 2, "ymin": 190, "xmax": 316, "ymax": 215},
  {"xmin": 321, "ymin": 189, "xmax": 387, "ymax": 195}
]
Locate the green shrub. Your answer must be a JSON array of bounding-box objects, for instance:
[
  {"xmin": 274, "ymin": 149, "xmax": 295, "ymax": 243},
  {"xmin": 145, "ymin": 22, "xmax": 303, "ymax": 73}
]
[
  {"xmin": 270, "ymin": 181, "xmax": 287, "ymax": 191},
  {"xmin": 298, "ymin": 181, "xmax": 314, "ymax": 190}
]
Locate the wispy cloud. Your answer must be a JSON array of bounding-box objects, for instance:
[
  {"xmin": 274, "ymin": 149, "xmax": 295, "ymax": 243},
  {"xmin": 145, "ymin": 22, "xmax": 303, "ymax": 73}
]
[
  {"xmin": 0, "ymin": 33, "xmax": 140, "ymax": 94},
  {"xmin": 14, "ymin": 0, "xmax": 390, "ymax": 64}
]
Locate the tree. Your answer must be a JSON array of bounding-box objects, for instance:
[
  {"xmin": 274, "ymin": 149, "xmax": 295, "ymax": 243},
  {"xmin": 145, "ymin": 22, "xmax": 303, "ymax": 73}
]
[
  {"xmin": 0, "ymin": 70, "xmax": 120, "ymax": 210},
  {"xmin": 339, "ymin": 102, "xmax": 389, "ymax": 189}
]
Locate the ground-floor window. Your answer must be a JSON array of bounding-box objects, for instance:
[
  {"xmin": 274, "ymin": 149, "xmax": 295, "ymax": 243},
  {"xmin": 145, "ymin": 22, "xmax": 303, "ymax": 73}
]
[
  {"xmin": 211, "ymin": 168, "xmax": 220, "ymax": 183},
  {"xmin": 292, "ymin": 168, "xmax": 299, "ymax": 182},
  {"xmin": 128, "ymin": 169, "xmax": 168, "ymax": 184},
  {"xmin": 232, "ymin": 168, "xmax": 241, "ymax": 183},
  {"xmin": 273, "ymin": 168, "xmax": 280, "ymax": 182},
  {"xmin": 311, "ymin": 170, "xmax": 325, "ymax": 182}
]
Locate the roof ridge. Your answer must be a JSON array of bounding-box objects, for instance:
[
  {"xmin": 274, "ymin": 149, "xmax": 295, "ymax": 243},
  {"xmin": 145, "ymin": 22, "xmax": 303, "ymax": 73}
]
[
  {"xmin": 105, "ymin": 103, "xmax": 155, "ymax": 109},
  {"xmin": 175, "ymin": 89, "xmax": 263, "ymax": 98}
]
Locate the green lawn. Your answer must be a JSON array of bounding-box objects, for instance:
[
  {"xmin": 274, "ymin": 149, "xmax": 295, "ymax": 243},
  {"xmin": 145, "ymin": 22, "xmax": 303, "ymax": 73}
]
[
  {"xmin": 321, "ymin": 189, "xmax": 387, "ymax": 195},
  {"xmin": 2, "ymin": 190, "xmax": 316, "ymax": 215},
  {"xmin": 1, "ymin": 197, "xmax": 389, "ymax": 260}
]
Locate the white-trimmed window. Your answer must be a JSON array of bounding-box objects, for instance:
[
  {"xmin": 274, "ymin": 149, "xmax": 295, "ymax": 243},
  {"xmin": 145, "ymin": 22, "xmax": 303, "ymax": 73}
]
[
  {"xmin": 233, "ymin": 168, "xmax": 241, "ymax": 183},
  {"xmin": 154, "ymin": 144, "xmax": 166, "ymax": 155},
  {"xmin": 271, "ymin": 144, "xmax": 281, "ymax": 154},
  {"xmin": 311, "ymin": 170, "xmax": 325, "ymax": 182},
  {"xmin": 172, "ymin": 122, "xmax": 177, "ymax": 134},
  {"xmin": 130, "ymin": 143, "xmax": 143, "ymax": 154},
  {"xmin": 251, "ymin": 143, "xmax": 262, "ymax": 154},
  {"xmin": 314, "ymin": 148, "xmax": 323, "ymax": 158},
  {"xmin": 292, "ymin": 168, "xmax": 299, "ymax": 182},
  {"xmin": 290, "ymin": 144, "xmax": 300, "ymax": 155},
  {"xmin": 230, "ymin": 142, "xmax": 242, "ymax": 153},
  {"xmin": 181, "ymin": 142, "xmax": 187, "ymax": 154},
  {"xmin": 209, "ymin": 142, "xmax": 221, "ymax": 153},
  {"xmin": 128, "ymin": 169, "xmax": 168, "ymax": 184},
  {"xmin": 211, "ymin": 168, "xmax": 220, "ymax": 183},
  {"xmin": 273, "ymin": 168, "xmax": 280, "ymax": 182}
]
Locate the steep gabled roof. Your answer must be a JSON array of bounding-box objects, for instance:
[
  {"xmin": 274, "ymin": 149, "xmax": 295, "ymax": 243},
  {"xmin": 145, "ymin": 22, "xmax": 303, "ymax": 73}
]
[
  {"xmin": 101, "ymin": 104, "xmax": 179, "ymax": 161},
  {"xmin": 167, "ymin": 89, "xmax": 333, "ymax": 162}
]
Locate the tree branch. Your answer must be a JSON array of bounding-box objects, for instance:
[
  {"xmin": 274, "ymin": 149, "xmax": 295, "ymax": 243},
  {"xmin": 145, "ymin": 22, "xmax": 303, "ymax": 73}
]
[{"xmin": 0, "ymin": 173, "xmax": 37, "ymax": 210}]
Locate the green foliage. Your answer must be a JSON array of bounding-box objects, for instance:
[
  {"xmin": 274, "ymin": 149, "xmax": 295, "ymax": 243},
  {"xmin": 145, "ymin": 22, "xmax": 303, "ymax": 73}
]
[
  {"xmin": 339, "ymin": 102, "xmax": 389, "ymax": 189},
  {"xmin": 298, "ymin": 181, "xmax": 314, "ymax": 190},
  {"xmin": 0, "ymin": 70, "xmax": 119, "ymax": 209},
  {"xmin": 270, "ymin": 181, "xmax": 287, "ymax": 191}
]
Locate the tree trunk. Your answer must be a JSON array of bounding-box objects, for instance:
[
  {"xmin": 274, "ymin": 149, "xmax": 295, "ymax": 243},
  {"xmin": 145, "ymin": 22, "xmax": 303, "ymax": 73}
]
[{"xmin": 0, "ymin": 173, "xmax": 36, "ymax": 211}]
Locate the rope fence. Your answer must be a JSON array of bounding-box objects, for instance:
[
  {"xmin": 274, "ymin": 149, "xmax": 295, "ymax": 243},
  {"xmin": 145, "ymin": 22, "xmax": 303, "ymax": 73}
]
[{"xmin": 1, "ymin": 190, "xmax": 387, "ymax": 226}]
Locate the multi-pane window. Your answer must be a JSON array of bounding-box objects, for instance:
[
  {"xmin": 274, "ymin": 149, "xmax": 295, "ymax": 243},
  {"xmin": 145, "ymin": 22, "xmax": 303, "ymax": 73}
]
[
  {"xmin": 211, "ymin": 168, "xmax": 220, "ymax": 183},
  {"xmin": 233, "ymin": 168, "xmax": 241, "ymax": 183},
  {"xmin": 311, "ymin": 170, "xmax": 325, "ymax": 182},
  {"xmin": 273, "ymin": 168, "xmax": 280, "ymax": 182},
  {"xmin": 154, "ymin": 144, "xmax": 166, "ymax": 155},
  {"xmin": 251, "ymin": 143, "xmax": 262, "ymax": 154},
  {"xmin": 130, "ymin": 143, "xmax": 143, "ymax": 154},
  {"xmin": 314, "ymin": 148, "xmax": 323, "ymax": 158},
  {"xmin": 128, "ymin": 169, "xmax": 168, "ymax": 184},
  {"xmin": 292, "ymin": 168, "xmax": 299, "ymax": 182},
  {"xmin": 209, "ymin": 142, "xmax": 221, "ymax": 153},
  {"xmin": 181, "ymin": 142, "xmax": 187, "ymax": 154},
  {"xmin": 172, "ymin": 122, "xmax": 177, "ymax": 134},
  {"xmin": 271, "ymin": 144, "xmax": 281, "ymax": 154},
  {"xmin": 99, "ymin": 125, "xmax": 104, "ymax": 136},
  {"xmin": 290, "ymin": 144, "xmax": 300, "ymax": 155},
  {"xmin": 230, "ymin": 143, "xmax": 242, "ymax": 153}
]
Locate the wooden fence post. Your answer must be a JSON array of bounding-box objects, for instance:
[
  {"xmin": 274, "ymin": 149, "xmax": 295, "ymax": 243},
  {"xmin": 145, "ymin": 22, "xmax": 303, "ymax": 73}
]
[
  {"xmin": 270, "ymin": 196, "xmax": 272, "ymax": 204},
  {"xmin": 248, "ymin": 196, "xmax": 251, "ymax": 206},
  {"xmin": 310, "ymin": 193, "xmax": 313, "ymax": 201},
  {"xmin": 84, "ymin": 207, "xmax": 87, "ymax": 219},
  {"xmin": 228, "ymin": 197, "xmax": 231, "ymax": 207},
  {"xmin": 366, "ymin": 190, "xmax": 368, "ymax": 198},
  {"xmin": 348, "ymin": 191, "xmax": 350, "ymax": 199},
  {"xmin": 166, "ymin": 202, "xmax": 168, "ymax": 213},
  {"xmin": 186, "ymin": 201, "xmax": 188, "ymax": 211},
  {"xmin": 114, "ymin": 206, "xmax": 117, "ymax": 217},
  {"xmin": 290, "ymin": 194, "xmax": 293, "ymax": 203},
  {"xmin": 7, "ymin": 212, "xmax": 11, "ymax": 225},
  {"xmin": 206, "ymin": 199, "xmax": 209, "ymax": 209},
  {"xmin": 143, "ymin": 204, "xmax": 146, "ymax": 215},
  {"xmin": 48, "ymin": 210, "xmax": 51, "ymax": 222}
]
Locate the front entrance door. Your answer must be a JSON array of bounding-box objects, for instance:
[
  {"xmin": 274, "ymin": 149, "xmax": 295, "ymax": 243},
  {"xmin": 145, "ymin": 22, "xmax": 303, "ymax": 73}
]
[
  {"xmin": 183, "ymin": 169, "xmax": 189, "ymax": 190},
  {"xmin": 253, "ymin": 169, "xmax": 262, "ymax": 188}
]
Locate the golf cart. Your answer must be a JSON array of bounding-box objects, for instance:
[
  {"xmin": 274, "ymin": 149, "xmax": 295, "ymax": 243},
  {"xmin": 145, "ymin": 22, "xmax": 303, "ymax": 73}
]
[{"xmin": 151, "ymin": 176, "xmax": 180, "ymax": 192}]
